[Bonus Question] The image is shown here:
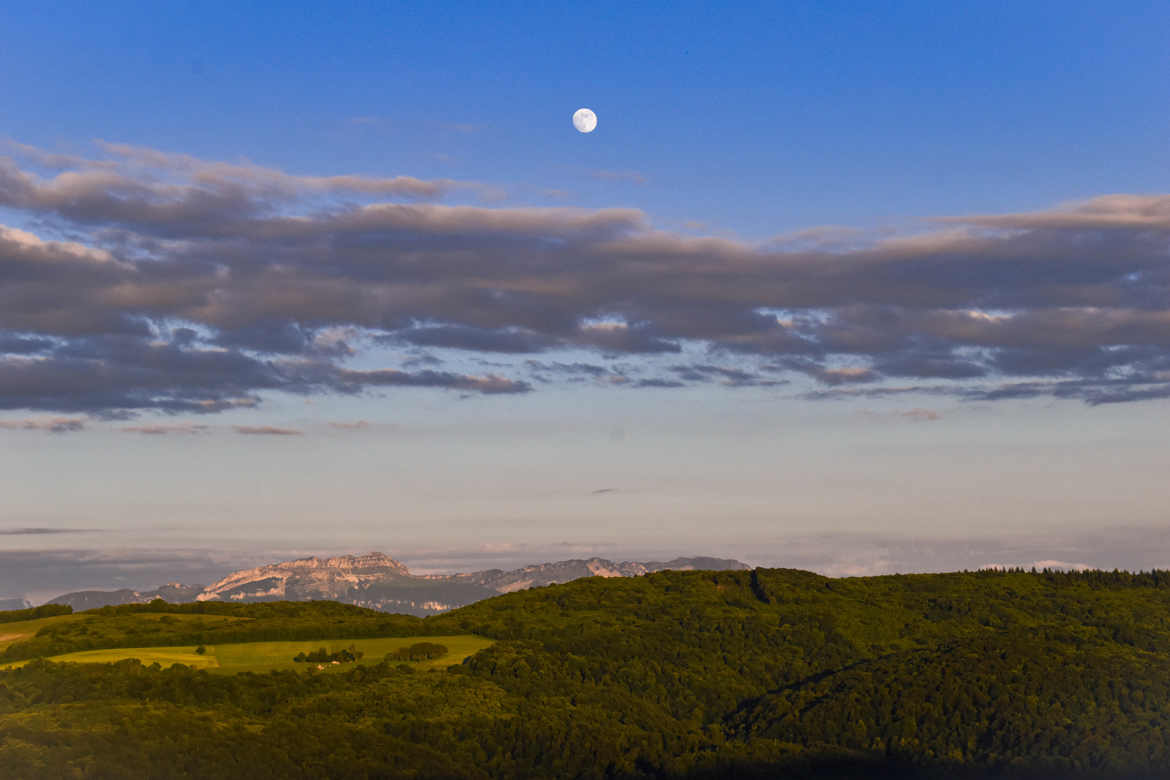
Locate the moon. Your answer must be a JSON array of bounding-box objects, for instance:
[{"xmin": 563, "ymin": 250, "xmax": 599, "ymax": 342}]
[{"xmin": 573, "ymin": 107, "xmax": 597, "ymax": 133}]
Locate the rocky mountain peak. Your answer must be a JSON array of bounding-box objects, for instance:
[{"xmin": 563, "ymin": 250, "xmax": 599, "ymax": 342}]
[
  {"xmin": 322, "ymin": 552, "xmax": 410, "ymax": 573},
  {"xmin": 50, "ymin": 553, "xmax": 749, "ymax": 615}
]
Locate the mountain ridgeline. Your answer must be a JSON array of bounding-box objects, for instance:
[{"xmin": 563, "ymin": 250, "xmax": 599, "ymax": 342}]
[
  {"xmin": 3, "ymin": 566, "xmax": 1170, "ymax": 777},
  {"xmin": 46, "ymin": 553, "xmax": 749, "ymax": 615}
]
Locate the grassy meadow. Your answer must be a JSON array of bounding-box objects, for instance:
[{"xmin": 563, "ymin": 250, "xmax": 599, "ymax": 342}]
[
  {"xmin": 1, "ymin": 634, "xmax": 492, "ymax": 673},
  {"xmin": 0, "ymin": 615, "xmax": 78, "ymax": 653}
]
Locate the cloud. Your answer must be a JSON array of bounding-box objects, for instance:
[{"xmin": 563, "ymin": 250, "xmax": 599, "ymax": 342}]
[
  {"xmin": 336, "ymin": 368, "xmax": 531, "ymax": 395},
  {"xmin": 764, "ymin": 225, "xmax": 867, "ymax": 251},
  {"xmin": 401, "ymin": 352, "xmax": 442, "ymax": 368},
  {"xmin": 775, "ymin": 358, "xmax": 878, "ymax": 386},
  {"xmin": 939, "ymin": 194, "xmax": 1170, "ymax": 231},
  {"xmin": 328, "ymin": 420, "xmax": 370, "ymax": 430},
  {"xmin": 669, "ymin": 363, "xmax": 785, "ymax": 388},
  {"xmin": 121, "ymin": 423, "xmax": 208, "ymax": 434},
  {"xmin": 526, "ymin": 360, "xmax": 623, "ymax": 385},
  {"xmin": 0, "ymin": 334, "xmax": 55, "ymax": 354},
  {"xmin": 2, "ymin": 140, "xmax": 1170, "ymax": 412},
  {"xmin": 526, "ymin": 360, "xmax": 612, "ymax": 377},
  {"xmin": 0, "ymin": 416, "xmax": 86, "ymax": 432},
  {"xmin": 94, "ymin": 140, "xmax": 462, "ymax": 200},
  {"xmin": 213, "ymin": 321, "xmax": 313, "ymax": 354},
  {"xmin": 394, "ymin": 325, "xmax": 553, "ymax": 353},
  {"xmin": 899, "ymin": 408, "xmax": 941, "ymax": 422},
  {"xmin": 233, "ymin": 425, "xmax": 303, "ymax": 435},
  {"xmin": 635, "ymin": 378, "xmax": 685, "ymax": 388},
  {"xmin": 0, "ymin": 330, "xmax": 529, "ymax": 415},
  {"xmin": 874, "ymin": 349, "xmax": 987, "ymax": 379},
  {"xmin": 576, "ymin": 321, "xmax": 682, "ymax": 354}
]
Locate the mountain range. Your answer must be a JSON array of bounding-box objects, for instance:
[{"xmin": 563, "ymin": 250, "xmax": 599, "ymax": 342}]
[{"xmin": 47, "ymin": 552, "xmax": 748, "ymax": 615}]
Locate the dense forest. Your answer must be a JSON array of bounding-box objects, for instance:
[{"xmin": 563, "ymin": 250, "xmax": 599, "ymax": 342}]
[{"xmin": 2, "ymin": 567, "xmax": 1169, "ymax": 778}]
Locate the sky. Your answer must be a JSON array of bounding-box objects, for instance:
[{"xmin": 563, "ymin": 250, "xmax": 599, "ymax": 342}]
[{"xmin": 2, "ymin": 1, "xmax": 1170, "ymax": 599}]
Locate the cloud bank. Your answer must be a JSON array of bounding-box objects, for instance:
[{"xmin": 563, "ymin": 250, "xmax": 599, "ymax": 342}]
[{"xmin": 3, "ymin": 140, "xmax": 1170, "ymax": 418}]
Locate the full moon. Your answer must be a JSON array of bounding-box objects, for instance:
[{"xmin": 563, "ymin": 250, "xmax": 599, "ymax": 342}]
[{"xmin": 572, "ymin": 107, "xmax": 597, "ymax": 133}]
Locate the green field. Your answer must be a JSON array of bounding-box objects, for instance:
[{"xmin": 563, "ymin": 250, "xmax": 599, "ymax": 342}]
[
  {"xmin": 0, "ymin": 614, "xmax": 84, "ymax": 652},
  {"xmin": 2, "ymin": 635, "xmax": 492, "ymax": 673},
  {"xmin": 0, "ymin": 611, "xmax": 250, "ymax": 654}
]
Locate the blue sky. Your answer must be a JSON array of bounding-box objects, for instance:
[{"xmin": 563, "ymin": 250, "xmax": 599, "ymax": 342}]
[
  {"xmin": 2, "ymin": 1, "xmax": 1170, "ymax": 591},
  {"xmin": 6, "ymin": 1, "xmax": 1169, "ymax": 233}
]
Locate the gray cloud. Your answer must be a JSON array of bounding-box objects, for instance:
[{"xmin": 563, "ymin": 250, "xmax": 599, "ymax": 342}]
[
  {"xmin": 401, "ymin": 352, "xmax": 442, "ymax": 368},
  {"xmin": 576, "ymin": 323, "xmax": 682, "ymax": 354},
  {"xmin": 233, "ymin": 425, "xmax": 302, "ymax": 436},
  {"xmin": 773, "ymin": 357, "xmax": 878, "ymax": 386},
  {"xmin": 336, "ymin": 368, "xmax": 531, "ymax": 395},
  {"xmin": 874, "ymin": 349, "xmax": 987, "ymax": 379},
  {"xmin": 0, "ymin": 416, "xmax": 87, "ymax": 432},
  {"xmin": 394, "ymin": 325, "xmax": 554, "ymax": 353},
  {"xmin": 526, "ymin": 360, "xmax": 612, "ymax": 377},
  {"xmin": 669, "ymin": 363, "xmax": 785, "ymax": 388},
  {"xmin": 121, "ymin": 423, "xmax": 208, "ymax": 434},
  {"xmin": 0, "ymin": 328, "xmax": 528, "ymax": 415},
  {"xmin": 0, "ymin": 333, "xmax": 55, "ymax": 354},
  {"xmin": 2, "ymin": 142, "xmax": 1170, "ymax": 412},
  {"xmin": 525, "ymin": 360, "xmax": 621, "ymax": 385},
  {"xmin": 213, "ymin": 321, "xmax": 313, "ymax": 354},
  {"xmin": 899, "ymin": 408, "xmax": 941, "ymax": 422}
]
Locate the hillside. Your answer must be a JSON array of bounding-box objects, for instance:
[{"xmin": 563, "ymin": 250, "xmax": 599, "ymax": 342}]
[{"xmin": 2, "ymin": 567, "xmax": 1170, "ymax": 778}]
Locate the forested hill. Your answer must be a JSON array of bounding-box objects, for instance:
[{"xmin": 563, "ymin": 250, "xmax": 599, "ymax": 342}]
[{"xmin": 2, "ymin": 567, "xmax": 1170, "ymax": 778}]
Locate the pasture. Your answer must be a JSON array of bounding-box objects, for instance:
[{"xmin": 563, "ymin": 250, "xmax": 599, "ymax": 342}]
[
  {"xmin": 0, "ymin": 614, "xmax": 83, "ymax": 652},
  {"xmin": 1, "ymin": 635, "xmax": 493, "ymax": 673}
]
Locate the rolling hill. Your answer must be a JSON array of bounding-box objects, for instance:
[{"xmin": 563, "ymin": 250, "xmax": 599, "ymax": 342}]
[{"xmin": 2, "ymin": 566, "xmax": 1169, "ymax": 778}]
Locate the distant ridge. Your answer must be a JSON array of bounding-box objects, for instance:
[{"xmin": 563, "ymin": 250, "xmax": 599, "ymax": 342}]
[{"xmin": 47, "ymin": 553, "xmax": 749, "ymax": 615}]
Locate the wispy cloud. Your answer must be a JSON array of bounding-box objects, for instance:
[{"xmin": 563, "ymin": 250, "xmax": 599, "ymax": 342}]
[
  {"xmin": 233, "ymin": 425, "xmax": 303, "ymax": 436},
  {"xmin": 121, "ymin": 423, "xmax": 208, "ymax": 435},
  {"xmin": 899, "ymin": 408, "xmax": 941, "ymax": 422},
  {"xmin": 669, "ymin": 363, "xmax": 786, "ymax": 388},
  {"xmin": 0, "ymin": 416, "xmax": 86, "ymax": 433},
  {"xmin": 328, "ymin": 420, "xmax": 370, "ymax": 430}
]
